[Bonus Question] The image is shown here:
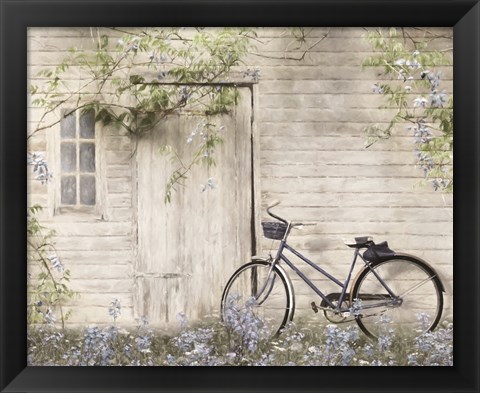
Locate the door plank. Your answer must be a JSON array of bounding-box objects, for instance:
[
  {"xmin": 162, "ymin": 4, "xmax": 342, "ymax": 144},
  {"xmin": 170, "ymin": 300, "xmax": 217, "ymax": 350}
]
[{"xmin": 134, "ymin": 88, "xmax": 253, "ymax": 328}]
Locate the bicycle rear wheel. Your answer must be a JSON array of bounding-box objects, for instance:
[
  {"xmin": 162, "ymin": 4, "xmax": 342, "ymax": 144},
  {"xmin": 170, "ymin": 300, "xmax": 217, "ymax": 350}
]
[
  {"xmin": 350, "ymin": 254, "xmax": 444, "ymax": 339},
  {"xmin": 221, "ymin": 260, "xmax": 294, "ymax": 338}
]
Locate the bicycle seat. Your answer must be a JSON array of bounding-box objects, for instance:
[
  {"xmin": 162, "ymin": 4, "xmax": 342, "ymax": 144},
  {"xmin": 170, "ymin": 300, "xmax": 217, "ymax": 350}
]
[{"xmin": 343, "ymin": 236, "xmax": 374, "ymax": 248}]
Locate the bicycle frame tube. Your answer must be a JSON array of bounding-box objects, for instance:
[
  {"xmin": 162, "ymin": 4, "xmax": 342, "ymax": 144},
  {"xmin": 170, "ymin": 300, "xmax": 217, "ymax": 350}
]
[
  {"xmin": 250, "ymin": 222, "xmax": 293, "ymax": 303},
  {"xmin": 358, "ymin": 254, "xmax": 397, "ymax": 298},
  {"xmin": 256, "ymin": 206, "xmax": 402, "ymax": 316},
  {"xmin": 273, "ymin": 240, "xmax": 361, "ymax": 310}
]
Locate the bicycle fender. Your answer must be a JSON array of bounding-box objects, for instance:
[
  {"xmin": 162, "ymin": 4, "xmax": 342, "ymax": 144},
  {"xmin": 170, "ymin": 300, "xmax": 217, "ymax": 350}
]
[
  {"xmin": 352, "ymin": 253, "xmax": 446, "ymax": 295},
  {"xmin": 393, "ymin": 253, "xmax": 446, "ymax": 293},
  {"xmin": 251, "ymin": 256, "xmax": 292, "ymax": 285},
  {"xmin": 251, "ymin": 256, "xmax": 268, "ymax": 262},
  {"xmin": 251, "ymin": 257, "xmax": 291, "ymax": 282},
  {"xmin": 251, "ymin": 256, "xmax": 296, "ymax": 321}
]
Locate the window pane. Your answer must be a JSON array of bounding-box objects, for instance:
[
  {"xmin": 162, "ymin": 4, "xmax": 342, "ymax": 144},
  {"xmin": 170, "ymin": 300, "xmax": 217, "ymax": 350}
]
[
  {"xmin": 61, "ymin": 176, "xmax": 76, "ymax": 205},
  {"xmin": 80, "ymin": 175, "xmax": 96, "ymax": 205},
  {"xmin": 61, "ymin": 110, "xmax": 76, "ymax": 139},
  {"xmin": 80, "ymin": 109, "xmax": 95, "ymax": 139},
  {"xmin": 80, "ymin": 143, "xmax": 95, "ymax": 172},
  {"xmin": 61, "ymin": 142, "xmax": 77, "ymax": 172}
]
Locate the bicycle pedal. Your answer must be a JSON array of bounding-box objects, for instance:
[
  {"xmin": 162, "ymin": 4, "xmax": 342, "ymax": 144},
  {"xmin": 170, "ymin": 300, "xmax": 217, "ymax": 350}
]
[{"xmin": 311, "ymin": 301, "xmax": 319, "ymax": 313}]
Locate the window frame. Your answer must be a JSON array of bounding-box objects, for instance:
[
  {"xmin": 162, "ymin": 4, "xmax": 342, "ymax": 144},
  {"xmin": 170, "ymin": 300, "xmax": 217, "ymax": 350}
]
[{"xmin": 52, "ymin": 108, "xmax": 104, "ymax": 218}]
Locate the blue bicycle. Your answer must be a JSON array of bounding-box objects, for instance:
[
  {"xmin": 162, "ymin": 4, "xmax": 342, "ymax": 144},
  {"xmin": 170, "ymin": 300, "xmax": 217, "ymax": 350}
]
[{"xmin": 221, "ymin": 201, "xmax": 445, "ymax": 338}]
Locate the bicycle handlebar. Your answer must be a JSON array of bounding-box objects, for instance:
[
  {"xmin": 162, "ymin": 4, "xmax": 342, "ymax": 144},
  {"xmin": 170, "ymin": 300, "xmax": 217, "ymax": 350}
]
[
  {"xmin": 266, "ymin": 200, "xmax": 288, "ymax": 224},
  {"xmin": 266, "ymin": 200, "xmax": 316, "ymax": 228}
]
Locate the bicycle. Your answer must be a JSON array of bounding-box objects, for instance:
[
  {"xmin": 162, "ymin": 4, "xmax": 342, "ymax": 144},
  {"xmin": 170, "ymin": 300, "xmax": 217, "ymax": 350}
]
[{"xmin": 221, "ymin": 201, "xmax": 445, "ymax": 339}]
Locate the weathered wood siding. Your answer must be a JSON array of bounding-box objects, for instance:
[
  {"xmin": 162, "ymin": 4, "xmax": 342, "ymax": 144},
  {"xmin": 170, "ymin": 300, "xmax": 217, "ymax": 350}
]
[
  {"xmin": 27, "ymin": 27, "xmax": 453, "ymax": 328},
  {"xmin": 252, "ymin": 28, "xmax": 453, "ymax": 322},
  {"xmin": 28, "ymin": 27, "xmax": 137, "ymax": 326}
]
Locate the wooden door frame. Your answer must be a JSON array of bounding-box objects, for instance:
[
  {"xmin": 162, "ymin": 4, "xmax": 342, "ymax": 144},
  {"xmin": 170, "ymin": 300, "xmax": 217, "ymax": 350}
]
[{"xmin": 130, "ymin": 78, "xmax": 260, "ymax": 318}]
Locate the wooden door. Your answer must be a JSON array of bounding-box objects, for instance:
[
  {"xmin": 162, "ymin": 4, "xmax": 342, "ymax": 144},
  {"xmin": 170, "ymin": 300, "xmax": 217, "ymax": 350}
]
[{"xmin": 134, "ymin": 88, "xmax": 253, "ymax": 328}]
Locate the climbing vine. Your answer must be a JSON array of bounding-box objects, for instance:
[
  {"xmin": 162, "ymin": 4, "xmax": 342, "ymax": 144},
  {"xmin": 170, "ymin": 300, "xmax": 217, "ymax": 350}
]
[
  {"xmin": 30, "ymin": 27, "xmax": 256, "ymax": 201},
  {"xmin": 27, "ymin": 204, "xmax": 74, "ymax": 327},
  {"xmin": 27, "ymin": 153, "xmax": 74, "ymax": 327},
  {"xmin": 363, "ymin": 28, "xmax": 453, "ymax": 192}
]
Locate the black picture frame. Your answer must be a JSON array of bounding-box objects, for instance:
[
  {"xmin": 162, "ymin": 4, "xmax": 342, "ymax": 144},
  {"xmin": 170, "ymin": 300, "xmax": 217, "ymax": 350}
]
[{"xmin": 1, "ymin": 1, "xmax": 479, "ymax": 392}]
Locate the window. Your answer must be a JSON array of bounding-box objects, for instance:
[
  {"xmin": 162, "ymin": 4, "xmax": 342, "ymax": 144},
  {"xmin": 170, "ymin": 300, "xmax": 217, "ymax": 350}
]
[{"xmin": 59, "ymin": 108, "xmax": 97, "ymax": 211}]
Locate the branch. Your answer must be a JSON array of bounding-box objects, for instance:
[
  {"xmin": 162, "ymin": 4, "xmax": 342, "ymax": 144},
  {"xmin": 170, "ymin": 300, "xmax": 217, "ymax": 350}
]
[
  {"xmin": 27, "ymin": 238, "xmax": 66, "ymax": 329},
  {"xmin": 251, "ymin": 28, "xmax": 330, "ymax": 61}
]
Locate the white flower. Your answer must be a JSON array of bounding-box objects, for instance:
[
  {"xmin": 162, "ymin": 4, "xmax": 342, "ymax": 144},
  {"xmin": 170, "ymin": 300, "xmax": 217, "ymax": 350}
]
[
  {"xmin": 408, "ymin": 59, "xmax": 421, "ymax": 69},
  {"xmin": 206, "ymin": 177, "xmax": 216, "ymax": 189},
  {"xmin": 108, "ymin": 298, "xmax": 121, "ymax": 320},
  {"xmin": 405, "ymin": 85, "xmax": 412, "ymax": 92},
  {"xmin": 45, "ymin": 309, "xmax": 56, "ymax": 324},
  {"xmin": 47, "ymin": 255, "xmax": 64, "ymax": 273},
  {"xmin": 372, "ymin": 84, "xmax": 384, "ymax": 94},
  {"xmin": 413, "ymin": 96, "xmax": 428, "ymax": 108}
]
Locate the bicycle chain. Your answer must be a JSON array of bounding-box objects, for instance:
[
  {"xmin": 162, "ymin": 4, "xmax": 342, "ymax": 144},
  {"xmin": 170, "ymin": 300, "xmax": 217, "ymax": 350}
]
[{"xmin": 315, "ymin": 304, "xmax": 388, "ymax": 324}]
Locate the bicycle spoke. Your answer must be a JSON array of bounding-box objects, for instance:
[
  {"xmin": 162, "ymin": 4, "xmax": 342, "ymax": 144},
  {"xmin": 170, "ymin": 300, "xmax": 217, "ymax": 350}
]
[
  {"xmin": 352, "ymin": 256, "xmax": 443, "ymax": 338},
  {"xmin": 397, "ymin": 274, "xmax": 437, "ymax": 298},
  {"xmin": 221, "ymin": 261, "xmax": 293, "ymax": 338}
]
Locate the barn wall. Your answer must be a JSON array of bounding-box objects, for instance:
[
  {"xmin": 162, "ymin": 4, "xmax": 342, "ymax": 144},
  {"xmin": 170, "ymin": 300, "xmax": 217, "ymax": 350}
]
[
  {"xmin": 251, "ymin": 28, "xmax": 453, "ymax": 322},
  {"xmin": 28, "ymin": 27, "xmax": 137, "ymax": 326},
  {"xmin": 27, "ymin": 27, "xmax": 453, "ymax": 328}
]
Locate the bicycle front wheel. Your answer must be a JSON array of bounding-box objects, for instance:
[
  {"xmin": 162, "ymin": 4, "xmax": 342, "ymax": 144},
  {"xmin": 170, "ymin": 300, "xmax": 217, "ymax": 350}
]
[
  {"xmin": 350, "ymin": 254, "xmax": 444, "ymax": 339},
  {"xmin": 220, "ymin": 260, "xmax": 294, "ymax": 338}
]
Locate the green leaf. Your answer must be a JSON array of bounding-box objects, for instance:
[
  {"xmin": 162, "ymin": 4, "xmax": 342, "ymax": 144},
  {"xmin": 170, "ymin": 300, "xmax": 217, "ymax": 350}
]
[{"xmin": 130, "ymin": 75, "xmax": 145, "ymax": 84}]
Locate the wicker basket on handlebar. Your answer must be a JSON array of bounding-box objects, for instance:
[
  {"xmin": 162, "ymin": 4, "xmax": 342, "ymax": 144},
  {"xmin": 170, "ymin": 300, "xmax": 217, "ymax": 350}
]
[{"xmin": 262, "ymin": 221, "xmax": 288, "ymax": 240}]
